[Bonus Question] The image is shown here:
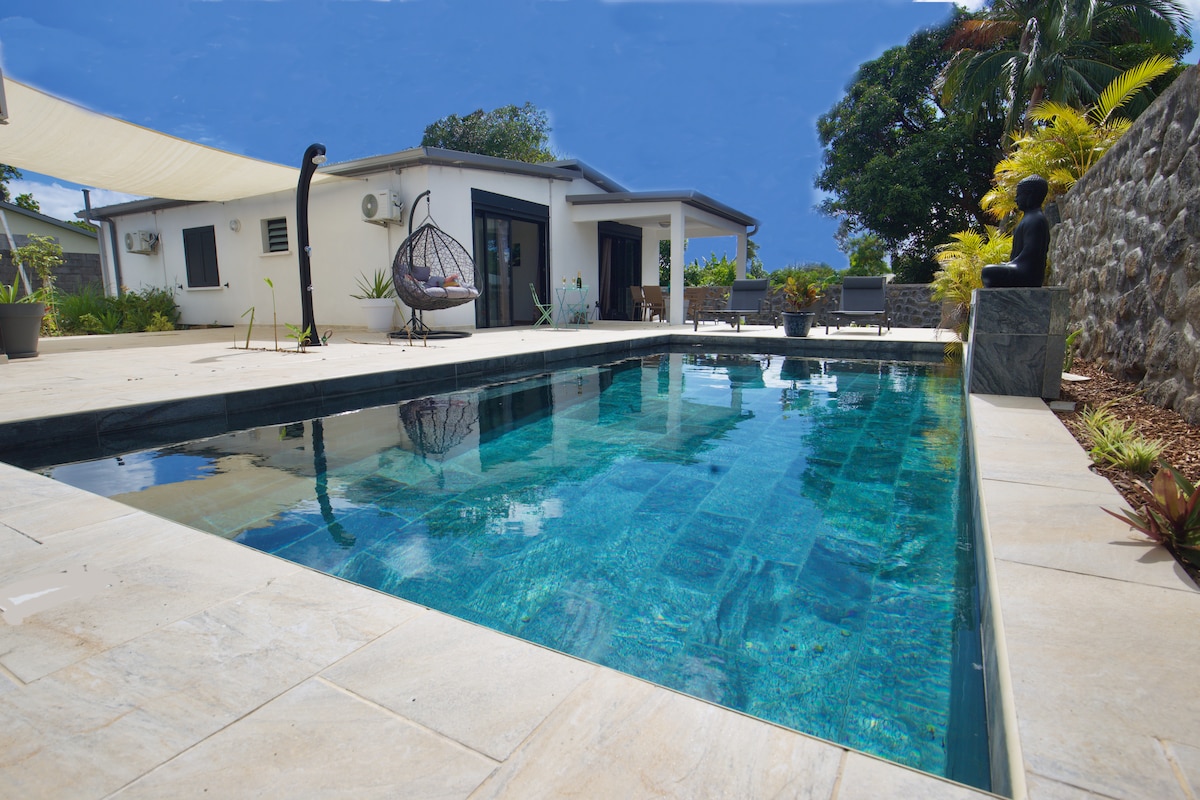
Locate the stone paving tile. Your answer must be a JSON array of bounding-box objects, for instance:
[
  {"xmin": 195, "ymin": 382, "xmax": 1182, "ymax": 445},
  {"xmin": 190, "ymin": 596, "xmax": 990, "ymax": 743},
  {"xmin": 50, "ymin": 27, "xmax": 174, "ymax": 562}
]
[
  {"xmin": 111, "ymin": 678, "xmax": 498, "ymax": 799},
  {"xmin": 983, "ymin": 478, "xmax": 1194, "ymax": 591},
  {"xmin": 838, "ymin": 751, "xmax": 994, "ymax": 799},
  {"xmin": 324, "ymin": 610, "xmax": 593, "ymax": 762},
  {"xmin": 472, "ymin": 667, "xmax": 850, "ymax": 800},
  {"xmin": 0, "ymin": 519, "xmax": 297, "ymax": 682},
  {"xmin": 995, "ymin": 560, "xmax": 1200, "ymax": 800}
]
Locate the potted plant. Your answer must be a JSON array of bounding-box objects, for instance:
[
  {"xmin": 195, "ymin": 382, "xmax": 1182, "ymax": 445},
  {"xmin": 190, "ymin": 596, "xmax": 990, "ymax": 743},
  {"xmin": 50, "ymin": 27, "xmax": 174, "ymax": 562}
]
[
  {"xmin": 780, "ymin": 272, "xmax": 826, "ymax": 337},
  {"xmin": 1, "ymin": 235, "xmax": 61, "ymax": 359},
  {"xmin": 351, "ymin": 269, "xmax": 397, "ymax": 332}
]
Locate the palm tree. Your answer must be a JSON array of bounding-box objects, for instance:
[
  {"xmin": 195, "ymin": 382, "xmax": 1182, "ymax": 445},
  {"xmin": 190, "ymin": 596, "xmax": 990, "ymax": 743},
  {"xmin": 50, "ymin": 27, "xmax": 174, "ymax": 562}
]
[
  {"xmin": 981, "ymin": 55, "xmax": 1176, "ymax": 218},
  {"xmin": 940, "ymin": 0, "xmax": 1190, "ymax": 134},
  {"xmin": 932, "ymin": 227, "xmax": 1014, "ymax": 341}
]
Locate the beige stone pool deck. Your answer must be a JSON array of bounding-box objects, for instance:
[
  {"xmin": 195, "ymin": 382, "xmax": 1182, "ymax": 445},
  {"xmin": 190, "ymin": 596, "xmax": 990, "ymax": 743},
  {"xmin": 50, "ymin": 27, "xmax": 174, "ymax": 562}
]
[{"xmin": 0, "ymin": 321, "xmax": 1196, "ymax": 798}]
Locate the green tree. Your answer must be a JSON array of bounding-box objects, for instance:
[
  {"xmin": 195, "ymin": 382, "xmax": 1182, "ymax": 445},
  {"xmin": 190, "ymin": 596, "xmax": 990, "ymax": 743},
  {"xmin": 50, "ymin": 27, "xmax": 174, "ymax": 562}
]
[
  {"xmin": 770, "ymin": 262, "xmax": 837, "ymax": 287},
  {"xmin": 940, "ymin": 0, "xmax": 1191, "ymax": 133},
  {"xmin": 843, "ymin": 233, "xmax": 890, "ymax": 276},
  {"xmin": 14, "ymin": 193, "xmax": 39, "ymax": 213},
  {"xmin": 422, "ymin": 102, "xmax": 555, "ymax": 163},
  {"xmin": 816, "ymin": 14, "xmax": 1004, "ymax": 283},
  {"xmin": 0, "ymin": 164, "xmax": 22, "ymax": 203}
]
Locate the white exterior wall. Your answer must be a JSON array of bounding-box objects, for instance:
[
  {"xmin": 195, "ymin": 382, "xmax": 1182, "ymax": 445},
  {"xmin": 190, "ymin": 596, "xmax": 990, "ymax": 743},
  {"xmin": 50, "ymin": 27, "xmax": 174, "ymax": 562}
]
[{"xmin": 107, "ymin": 163, "xmax": 610, "ymax": 330}]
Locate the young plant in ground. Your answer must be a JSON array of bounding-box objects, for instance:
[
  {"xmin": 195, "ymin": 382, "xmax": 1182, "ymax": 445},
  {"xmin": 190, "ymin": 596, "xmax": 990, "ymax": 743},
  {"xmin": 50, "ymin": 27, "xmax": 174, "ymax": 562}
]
[
  {"xmin": 1080, "ymin": 404, "xmax": 1164, "ymax": 473},
  {"xmin": 240, "ymin": 306, "xmax": 255, "ymax": 349},
  {"xmin": 1063, "ymin": 327, "xmax": 1082, "ymax": 372},
  {"xmin": 1105, "ymin": 464, "xmax": 1200, "ymax": 570},
  {"xmin": 284, "ymin": 322, "xmax": 312, "ymax": 352},
  {"xmin": 264, "ymin": 277, "xmax": 279, "ymax": 351}
]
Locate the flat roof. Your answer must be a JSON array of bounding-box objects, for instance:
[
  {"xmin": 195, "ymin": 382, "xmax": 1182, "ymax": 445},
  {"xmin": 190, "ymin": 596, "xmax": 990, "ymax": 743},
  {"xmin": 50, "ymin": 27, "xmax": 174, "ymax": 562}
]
[{"xmin": 565, "ymin": 190, "xmax": 759, "ymax": 230}]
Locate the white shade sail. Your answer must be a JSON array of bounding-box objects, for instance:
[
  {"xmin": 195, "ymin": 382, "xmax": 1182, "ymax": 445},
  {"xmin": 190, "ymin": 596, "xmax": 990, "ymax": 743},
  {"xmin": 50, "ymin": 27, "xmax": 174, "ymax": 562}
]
[{"xmin": 0, "ymin": 76, "xmax": 345, "ymax": 202}]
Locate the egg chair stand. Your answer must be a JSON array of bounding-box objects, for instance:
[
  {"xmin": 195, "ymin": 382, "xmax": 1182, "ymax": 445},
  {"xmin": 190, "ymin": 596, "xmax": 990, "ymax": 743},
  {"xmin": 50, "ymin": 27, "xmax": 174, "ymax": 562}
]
[{"xmin": 389, "ymin": 190, "xmax": 479, "ymax": 340}]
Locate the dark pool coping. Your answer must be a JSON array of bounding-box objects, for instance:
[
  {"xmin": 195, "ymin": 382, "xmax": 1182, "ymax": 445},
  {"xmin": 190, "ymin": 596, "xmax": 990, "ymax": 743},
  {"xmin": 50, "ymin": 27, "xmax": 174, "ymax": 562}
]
[{"xmin": 0, "ymin": 333, "xmax": 946, "ymax": 469}]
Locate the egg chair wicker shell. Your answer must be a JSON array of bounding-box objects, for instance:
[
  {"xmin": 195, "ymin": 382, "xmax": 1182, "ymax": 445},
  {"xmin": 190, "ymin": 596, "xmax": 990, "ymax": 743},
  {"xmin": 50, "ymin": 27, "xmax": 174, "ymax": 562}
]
[{"xmin": 391, "ymin": 221, "xmax": 480, "ymax": 312}]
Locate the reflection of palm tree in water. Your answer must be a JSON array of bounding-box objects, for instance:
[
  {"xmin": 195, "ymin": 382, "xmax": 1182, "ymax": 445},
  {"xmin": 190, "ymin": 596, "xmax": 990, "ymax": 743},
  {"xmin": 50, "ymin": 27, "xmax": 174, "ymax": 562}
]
[{"xmin": 310, "ymin": 418, "xmax": 355, "ymax": 548}]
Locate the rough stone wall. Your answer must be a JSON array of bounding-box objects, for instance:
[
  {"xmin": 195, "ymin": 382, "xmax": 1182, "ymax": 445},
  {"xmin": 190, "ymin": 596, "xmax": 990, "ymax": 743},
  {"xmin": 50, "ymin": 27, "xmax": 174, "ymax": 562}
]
[
  {"xmin": 1051, "ymin": 65, "xmax": 1200, "ymax": 423},
  {"xmin": 764, "ymin": 284, "xmax": 942, "ymax": 329}
]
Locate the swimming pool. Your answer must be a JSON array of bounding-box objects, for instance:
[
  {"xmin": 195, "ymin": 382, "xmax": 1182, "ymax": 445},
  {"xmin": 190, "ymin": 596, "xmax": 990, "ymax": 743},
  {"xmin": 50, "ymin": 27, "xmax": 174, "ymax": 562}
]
[{"xmin": 42, "ymin": 351, "xmax": 988, "ymax": 789}]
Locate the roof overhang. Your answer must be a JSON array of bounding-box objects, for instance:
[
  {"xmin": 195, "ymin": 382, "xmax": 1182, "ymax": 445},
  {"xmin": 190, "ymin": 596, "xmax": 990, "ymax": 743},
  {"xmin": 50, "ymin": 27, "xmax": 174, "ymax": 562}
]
[{"xmin": 565, "ymin": 191, "xmax": 758, "ymax": 238}]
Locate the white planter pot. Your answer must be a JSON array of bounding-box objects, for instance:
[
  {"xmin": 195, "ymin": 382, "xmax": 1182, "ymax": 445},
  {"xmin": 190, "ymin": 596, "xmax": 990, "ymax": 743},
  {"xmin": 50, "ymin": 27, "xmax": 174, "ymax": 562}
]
[{"xmin": 359, "ymin": 298, "xmax": 396, "ymax": 332}]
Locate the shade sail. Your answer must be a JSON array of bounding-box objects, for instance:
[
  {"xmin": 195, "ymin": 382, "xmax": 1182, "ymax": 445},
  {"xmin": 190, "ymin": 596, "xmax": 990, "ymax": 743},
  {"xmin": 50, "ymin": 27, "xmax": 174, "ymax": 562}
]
[{"xmin": 0, "ymin": 77, "xmax": 345, "ymax": 202}]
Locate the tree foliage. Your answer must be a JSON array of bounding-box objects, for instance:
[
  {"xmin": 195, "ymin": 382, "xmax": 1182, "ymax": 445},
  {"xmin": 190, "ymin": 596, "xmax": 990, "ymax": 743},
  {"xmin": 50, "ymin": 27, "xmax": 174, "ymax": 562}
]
[
  {"xmin": 843, "ymin": 233, "xmax": 890, "ymax": 276},
  {"xmin": 0, "ymin": 164, "xmax": 22, "ymax": 203},
  {"xmin": 421, "ymin": 102, "xmax": 555, "ymax": 163},
  {"xmin": 982, "ymin": 55, "xmax": 1176, "ymax": 217},
  {"xmin": 14, "ymin": 193, "xmax": 39, "ymax": 213},
  {"xmin": 816, "ymin": 14, "xmax": 1004, "ymax": 284},
  {"xmin": 940, "ymin": 0, "xmax": 1192, "ymax": 134}
]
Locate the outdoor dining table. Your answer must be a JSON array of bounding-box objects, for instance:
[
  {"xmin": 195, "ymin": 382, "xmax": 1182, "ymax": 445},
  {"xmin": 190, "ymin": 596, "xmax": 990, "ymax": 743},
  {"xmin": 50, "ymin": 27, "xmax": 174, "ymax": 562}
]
[{"xmin": 555, "ymin": 283, "xmax": 590, "ymax": 329}]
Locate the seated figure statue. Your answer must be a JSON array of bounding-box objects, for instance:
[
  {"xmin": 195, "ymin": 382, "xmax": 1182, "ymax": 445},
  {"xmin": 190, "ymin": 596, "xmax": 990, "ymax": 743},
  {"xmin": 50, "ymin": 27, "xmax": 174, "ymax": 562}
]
[{"xmin": 981, "ymin": 174, "xmax": 1050, "ymax": 288}]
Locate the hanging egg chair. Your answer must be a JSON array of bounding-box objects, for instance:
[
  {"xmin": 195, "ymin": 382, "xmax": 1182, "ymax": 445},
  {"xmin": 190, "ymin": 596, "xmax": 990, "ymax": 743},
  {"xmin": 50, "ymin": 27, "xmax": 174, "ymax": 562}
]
[{"xmin": 390, "ymin": 189, "xmax": 479, "ymax": 339}]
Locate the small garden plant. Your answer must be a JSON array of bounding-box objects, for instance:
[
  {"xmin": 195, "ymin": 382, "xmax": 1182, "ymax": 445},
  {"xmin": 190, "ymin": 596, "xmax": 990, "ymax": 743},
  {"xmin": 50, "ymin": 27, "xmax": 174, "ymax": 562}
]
[
  {"xmin": 1079, "ymin": 404, "xmax": 1164, "ymax": 474},
  {"xmin": 1105, "ymin": 464, "xmax": 1200, "ymax": 571}
]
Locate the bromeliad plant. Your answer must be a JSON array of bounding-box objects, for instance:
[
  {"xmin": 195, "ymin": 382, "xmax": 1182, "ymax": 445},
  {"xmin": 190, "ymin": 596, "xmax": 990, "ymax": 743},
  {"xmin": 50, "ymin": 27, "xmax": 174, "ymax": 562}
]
[{"xmin": 1105, "ymin": 464, "xmax": 1200, "ymax": 570}]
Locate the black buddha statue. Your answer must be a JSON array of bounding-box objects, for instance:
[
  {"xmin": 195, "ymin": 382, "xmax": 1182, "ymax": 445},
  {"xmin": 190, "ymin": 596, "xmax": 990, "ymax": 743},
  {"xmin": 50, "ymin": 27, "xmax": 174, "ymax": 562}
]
[{"xmin": 980, "ymin": 175, "xmax": 1050, "ymax": 288}]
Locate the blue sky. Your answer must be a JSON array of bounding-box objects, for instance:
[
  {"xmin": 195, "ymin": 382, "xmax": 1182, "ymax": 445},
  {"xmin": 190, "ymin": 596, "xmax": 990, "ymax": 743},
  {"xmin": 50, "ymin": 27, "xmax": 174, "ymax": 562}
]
[{"xmin": 1, "ymin": 0, "xmax": 1195, "ymax": 270}]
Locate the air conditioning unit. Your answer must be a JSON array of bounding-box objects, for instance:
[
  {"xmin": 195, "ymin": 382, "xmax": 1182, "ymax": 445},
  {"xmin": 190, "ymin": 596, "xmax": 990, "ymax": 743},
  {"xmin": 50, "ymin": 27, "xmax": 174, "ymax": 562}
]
[
  {"xmin": 361, "ymin": 191, "xmax": 403, "ymax": 225},
  {"xmin": 123, "ymin": 230, "xmax": 157, "ymax": 254}
]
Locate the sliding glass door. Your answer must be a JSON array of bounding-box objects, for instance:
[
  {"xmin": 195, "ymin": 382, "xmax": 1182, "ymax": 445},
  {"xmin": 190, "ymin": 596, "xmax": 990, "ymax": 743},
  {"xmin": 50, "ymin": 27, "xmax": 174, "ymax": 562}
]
[{"xmin": 472, "ymin": 190, "xmax": 548, "ymax": 329}]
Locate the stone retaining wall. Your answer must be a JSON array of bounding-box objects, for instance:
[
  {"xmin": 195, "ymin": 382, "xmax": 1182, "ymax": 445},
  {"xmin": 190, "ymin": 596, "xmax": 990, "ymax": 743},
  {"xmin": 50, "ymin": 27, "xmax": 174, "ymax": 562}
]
[
  {"xmin": 762, "ymin": 283, "xmax": 942, "ymax": 329},
  {"xmin": 1051, "ymin": 65, "xmax": 1200, "ymax": 423}
]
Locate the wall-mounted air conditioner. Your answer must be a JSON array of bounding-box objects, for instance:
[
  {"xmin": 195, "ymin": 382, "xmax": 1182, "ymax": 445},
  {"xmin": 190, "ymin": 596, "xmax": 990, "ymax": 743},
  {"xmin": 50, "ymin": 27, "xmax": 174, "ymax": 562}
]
[
  {"xmin": 124, "ymin": 230, "xmax": 158, "ymax": 254},
  {"xmin": 361, "ymin": 191, "xmax": 403, "ymax": 225}
]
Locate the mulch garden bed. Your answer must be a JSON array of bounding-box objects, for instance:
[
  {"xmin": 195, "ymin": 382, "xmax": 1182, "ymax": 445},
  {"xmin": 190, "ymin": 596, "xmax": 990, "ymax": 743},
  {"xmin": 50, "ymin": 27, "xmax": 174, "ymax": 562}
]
[{"xmin": 1056, "ymin": 359, "xmax": 1200, "ymax": 584}]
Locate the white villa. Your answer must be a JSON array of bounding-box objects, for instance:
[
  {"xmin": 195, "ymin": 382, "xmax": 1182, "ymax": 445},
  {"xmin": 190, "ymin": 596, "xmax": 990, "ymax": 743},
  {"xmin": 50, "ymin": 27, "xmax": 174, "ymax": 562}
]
[{"xmin": 86, "ymin": 147, "xmax": 759, "ymax": 332}]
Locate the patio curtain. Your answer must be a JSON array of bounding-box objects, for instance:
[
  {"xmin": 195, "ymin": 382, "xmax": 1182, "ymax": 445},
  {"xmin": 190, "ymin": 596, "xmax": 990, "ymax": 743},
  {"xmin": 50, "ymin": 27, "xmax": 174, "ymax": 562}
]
[{"xmin": 0, "ymin": 76, "xmax": 346, "ymax": 202}]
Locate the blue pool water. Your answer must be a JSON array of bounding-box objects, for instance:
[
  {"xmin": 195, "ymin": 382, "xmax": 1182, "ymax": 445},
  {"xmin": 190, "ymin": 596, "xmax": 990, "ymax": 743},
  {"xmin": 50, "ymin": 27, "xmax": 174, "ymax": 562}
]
[{"xmin": 44, "ymin": 352, "xmax": 987, "ymax": 788}]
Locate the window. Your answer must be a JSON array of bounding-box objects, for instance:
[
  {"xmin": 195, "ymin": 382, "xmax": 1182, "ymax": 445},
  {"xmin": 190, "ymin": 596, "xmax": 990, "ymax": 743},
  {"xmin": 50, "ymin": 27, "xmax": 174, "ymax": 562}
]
[
  {"xmin": 182, "ymin": 225, "xmax": 220, "ymax": 288},
  {"xmin": 262, "ymin": 217, "xmax": 289, "ymax": 253}
]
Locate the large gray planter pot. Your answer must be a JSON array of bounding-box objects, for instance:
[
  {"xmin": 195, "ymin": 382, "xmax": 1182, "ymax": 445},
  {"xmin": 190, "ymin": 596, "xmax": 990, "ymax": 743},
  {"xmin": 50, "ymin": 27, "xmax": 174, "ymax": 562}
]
[
  {"xmin": 781, "ymin": 310, "xmax": 815, "ymax": 337},
  {"xmin": 0, "ymin": 302, "xmax": 46, "ymax": 359}
]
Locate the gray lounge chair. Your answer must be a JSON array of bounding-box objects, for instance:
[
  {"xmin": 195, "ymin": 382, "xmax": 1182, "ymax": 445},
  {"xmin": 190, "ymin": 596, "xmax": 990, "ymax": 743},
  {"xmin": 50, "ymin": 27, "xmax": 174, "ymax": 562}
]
[
  {"xmin": 695, "ymin": 279, "xmax": 777, "ymax": 331},
  {"xmin": 826, "ymin": 276, "xmax": 890, "ymax": 335}
]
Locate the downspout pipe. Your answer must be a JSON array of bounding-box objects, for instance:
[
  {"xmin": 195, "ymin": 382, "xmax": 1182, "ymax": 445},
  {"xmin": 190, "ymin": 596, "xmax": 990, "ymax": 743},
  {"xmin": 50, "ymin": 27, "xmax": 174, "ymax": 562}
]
[
  {"xmin": 296, "ymin": 143, "xmax": 326, "ymax": 347},
  {"xmin": 83, "ymin": 189, "xmax": 121, "ymax": 297}
]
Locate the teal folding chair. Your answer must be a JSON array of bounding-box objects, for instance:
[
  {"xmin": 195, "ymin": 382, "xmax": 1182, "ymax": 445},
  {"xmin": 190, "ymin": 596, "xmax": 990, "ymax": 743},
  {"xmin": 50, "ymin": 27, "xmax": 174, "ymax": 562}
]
[{"xmin": 531, "ymin": 284, "xmax": 554, "ymax": 328}]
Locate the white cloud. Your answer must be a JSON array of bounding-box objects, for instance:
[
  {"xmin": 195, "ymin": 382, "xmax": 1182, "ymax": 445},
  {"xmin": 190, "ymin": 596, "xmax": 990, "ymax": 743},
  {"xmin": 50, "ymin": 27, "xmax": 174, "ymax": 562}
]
[{"xmin": 6, "ymin": 179, "xmax": 143, "ymax": 223}]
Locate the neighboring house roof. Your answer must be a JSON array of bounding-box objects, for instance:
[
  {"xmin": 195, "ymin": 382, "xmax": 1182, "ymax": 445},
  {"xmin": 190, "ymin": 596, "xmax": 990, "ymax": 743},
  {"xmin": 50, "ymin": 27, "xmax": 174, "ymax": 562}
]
[{"xmin": 0, "ymin": 200, "xmax": 100, "ymax": 251}]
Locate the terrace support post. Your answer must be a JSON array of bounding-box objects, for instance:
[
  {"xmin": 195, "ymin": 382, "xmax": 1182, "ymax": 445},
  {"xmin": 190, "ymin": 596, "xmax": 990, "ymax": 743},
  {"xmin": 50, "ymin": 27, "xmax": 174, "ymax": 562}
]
[
  {"xmin": 669, "ymin": 208, "xmax": 685, "ymax": 324},
  {"xmin": 296, "ymin": 143, "xmax": 327, "ymax": 347}
]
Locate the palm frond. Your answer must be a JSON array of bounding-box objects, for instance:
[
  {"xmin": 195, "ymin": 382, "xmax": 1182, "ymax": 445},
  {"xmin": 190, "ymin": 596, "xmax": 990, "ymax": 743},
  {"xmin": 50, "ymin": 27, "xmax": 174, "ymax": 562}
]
[{"xmin": 1093, "ymin": 54, "xmax": 1175, "ymax": 125}]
